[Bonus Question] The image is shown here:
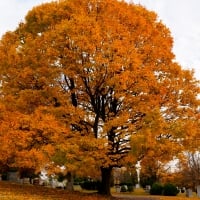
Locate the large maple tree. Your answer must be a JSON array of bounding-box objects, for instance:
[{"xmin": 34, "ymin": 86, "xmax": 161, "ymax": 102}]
[{"xmin": 0, "ymin": 0, "xmax": 199, "ymax": 195}]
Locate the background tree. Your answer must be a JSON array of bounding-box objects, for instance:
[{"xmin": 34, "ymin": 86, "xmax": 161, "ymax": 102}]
[
  {"xmin": 175, "ymin": 151, "xmax": 200, "ymax": 190},
  {"xmin": 0, "ymin": 0, "xmax": 199, "ymax": 195}
]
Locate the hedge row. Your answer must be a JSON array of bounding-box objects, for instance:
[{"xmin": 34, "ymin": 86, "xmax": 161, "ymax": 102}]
[{"xmin": 150, "ymin": 183, "xmax": 179, "ymax": 196}]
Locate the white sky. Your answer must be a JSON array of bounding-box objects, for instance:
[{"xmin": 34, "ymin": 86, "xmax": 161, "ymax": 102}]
[
  {"xmin": 0, "ymin": 0, "xmax": 200, "ymax": 79},
  {"xmin": 133, "ymin": 0, "xmax": 200, "ymax": 80}
]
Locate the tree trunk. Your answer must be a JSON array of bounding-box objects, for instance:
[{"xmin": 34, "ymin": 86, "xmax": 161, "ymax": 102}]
[
  {"xmin": 99, "ymin": 167, "xmax": 112, "ymax": 196},
  {"xmin": 66, "ymin": 172, "xmax": 74, "ymax": 191}
]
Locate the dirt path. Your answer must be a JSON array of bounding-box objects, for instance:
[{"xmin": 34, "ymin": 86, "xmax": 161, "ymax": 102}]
[{"xmin": 112, "ymin": 194, "xmax": 159, "ymax": 200}]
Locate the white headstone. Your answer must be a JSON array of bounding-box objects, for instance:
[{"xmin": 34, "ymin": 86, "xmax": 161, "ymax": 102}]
[
  {"xmin": 115, "ymin": 185, "xmax": 121, "ymax": 193},
  {"xmin": 145, "ymin": 185, "xmax": 151, "ymax": 192},
  {"xmin": 135, "ymin": 183, "xmax": 140, "ymax": 188},
  {"xmin": 197, "ymin": 185, "xmax": 200, "ymax": 197},
  {"xmin": 23, "ymin": 178, "xmax": 30, "ymax": 184},
  {"xmin": 186, "ymin": 188, "xmax": 193, "ymax": 197}
]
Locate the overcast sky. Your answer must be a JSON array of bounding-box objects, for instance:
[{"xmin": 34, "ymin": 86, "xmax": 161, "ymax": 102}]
[{"xmin": 0, "ymin": 0, "xmax": 200, "ymax": 79}]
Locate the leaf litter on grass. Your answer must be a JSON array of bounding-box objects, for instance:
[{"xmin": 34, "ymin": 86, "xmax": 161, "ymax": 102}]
[{"xmin": 0, "ymin": 181, "xmax": 114, "ymax": 200}]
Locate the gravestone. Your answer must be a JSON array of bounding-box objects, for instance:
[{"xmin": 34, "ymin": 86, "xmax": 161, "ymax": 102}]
[
  {"xmin": 186, "ymin": 188, "xmax": 193, "ymax": 197},
  {"xmin": 145, "ymin": 185, "xmax": 151, "ymax": 192},
  {"xmin": 135, "ymin": 183, "xmax": 140, "ymax": 188},
  {"xmin": 197, "ymin": 185, "xmax": 200, "ymax": 197},
  {"xmin": 33, "ymin": 178, "xmax": 40, "ymax": 185},
  {"xmin": 22, "ymin": 178, "xmax": 30, "ymax": 184},
  {"xmin": 7, "ymin": 171, "xmax": 20, "ymax": 182},
  {"xmin": 115, "ymin": 185, "xmax": 121, "ymax": 193}
]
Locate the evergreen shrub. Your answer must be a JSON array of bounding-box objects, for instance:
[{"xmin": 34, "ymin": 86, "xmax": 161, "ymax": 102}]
[
  {"xmin": 163, "ymin": 183, "xmax": 179, "ymax": 196},
  {"xmin": 150, "ymin": 183, "xmax": 163, "ymax": 195}
]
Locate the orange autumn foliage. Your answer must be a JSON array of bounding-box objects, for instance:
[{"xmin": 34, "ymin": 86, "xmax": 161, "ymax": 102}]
[{"xmin": 0, "ymin": 0, "xmax": 199, "ymax": 195}]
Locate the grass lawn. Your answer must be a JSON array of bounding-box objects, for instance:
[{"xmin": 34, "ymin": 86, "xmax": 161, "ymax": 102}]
[
  {"xmin": 0, "ymin": 181, "xmax": 112, "ymax": 200},
  {"xmin": 112, "ymin": 187, "xmax": 200, "ymax": 200},
  {"xmin": 0, "ymin": 181, "xmax": 200, "ymax": 200}
]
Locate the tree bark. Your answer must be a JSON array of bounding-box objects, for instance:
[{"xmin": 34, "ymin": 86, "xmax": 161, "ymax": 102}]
[
  {"xmin": 99, "ymin": 167, "xmax": 112, "ymax": 196},
  {"xmin": 66, "ymin": 172, "xmax": 74, "ymax": 191}
]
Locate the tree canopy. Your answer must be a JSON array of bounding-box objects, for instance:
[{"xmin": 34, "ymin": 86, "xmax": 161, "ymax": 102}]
[{"xmin": 0, "ymin": 0, "xmax": 199, "ymax": 195}]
